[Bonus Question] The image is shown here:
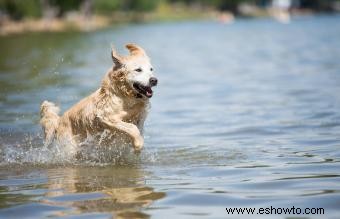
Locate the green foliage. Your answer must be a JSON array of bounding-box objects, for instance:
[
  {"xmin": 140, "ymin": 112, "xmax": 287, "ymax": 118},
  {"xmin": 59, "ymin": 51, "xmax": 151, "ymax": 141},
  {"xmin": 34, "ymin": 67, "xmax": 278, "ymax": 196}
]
[
  {"xmin": 51, "ymin": 0, "xmax": 82, "ymax": 15},
  {"xmin": 0, "ymin": 0, "xmax": 338, "ymax": 20},
  {"xmin": 169, "ymin": 0, "xmax": 257, "ymax": 12},
  {"xmin": 93, "ymin": 0, "xmax": 121, "ymax": 14},
  {"xmin": 215, "ymin": 0, "xmax": 251, "ymax": 12},
  {"xmin": 124, "ymin": 0, "xmax": 161, "ymax": 12},
  {"xmin": 300, "ymin": 0, "xmax": 338, "ymax": 11},
  {"xmin": 0, "ymin": 0, "xmax": 41, "ymax": 20}
]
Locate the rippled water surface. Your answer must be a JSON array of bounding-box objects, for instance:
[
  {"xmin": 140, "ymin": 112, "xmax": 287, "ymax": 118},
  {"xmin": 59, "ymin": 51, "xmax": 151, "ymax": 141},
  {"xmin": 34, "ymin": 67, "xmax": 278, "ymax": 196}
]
[{"xmin": 1, "ymin": 15, "xmax": 340, "ymax": 218}]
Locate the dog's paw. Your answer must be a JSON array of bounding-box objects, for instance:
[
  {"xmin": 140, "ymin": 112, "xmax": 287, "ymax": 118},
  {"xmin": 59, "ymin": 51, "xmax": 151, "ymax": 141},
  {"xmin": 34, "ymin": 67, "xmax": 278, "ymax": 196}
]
[{"xmin": 133, "ymin": 136, "xmax": 144, "ymax": 152}]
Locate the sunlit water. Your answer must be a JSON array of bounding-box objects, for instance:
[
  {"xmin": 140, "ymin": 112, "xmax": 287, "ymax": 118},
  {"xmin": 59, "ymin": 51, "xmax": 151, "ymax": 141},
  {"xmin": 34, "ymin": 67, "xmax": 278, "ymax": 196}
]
[{"xmin": 1, "ymin": 15, "xmax": 340, "ymax": 219}]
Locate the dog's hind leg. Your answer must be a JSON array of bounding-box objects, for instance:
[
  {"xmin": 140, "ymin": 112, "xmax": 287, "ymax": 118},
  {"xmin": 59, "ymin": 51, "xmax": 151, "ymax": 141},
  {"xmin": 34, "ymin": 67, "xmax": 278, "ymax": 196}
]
[
  {"xmin": 40, "ymin": 101, "xmax": 60, "ymax": 146},
  {"xmin": 55, "ymin": 131, "xmax": 79, "ymax": 159}
]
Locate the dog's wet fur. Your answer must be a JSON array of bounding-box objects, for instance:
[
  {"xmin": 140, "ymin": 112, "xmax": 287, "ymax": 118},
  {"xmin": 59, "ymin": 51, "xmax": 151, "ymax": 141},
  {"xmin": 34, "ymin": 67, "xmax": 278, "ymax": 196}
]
[{"xmin": 40, "ymin": 43, "xmax": 157, "ymax": 156}]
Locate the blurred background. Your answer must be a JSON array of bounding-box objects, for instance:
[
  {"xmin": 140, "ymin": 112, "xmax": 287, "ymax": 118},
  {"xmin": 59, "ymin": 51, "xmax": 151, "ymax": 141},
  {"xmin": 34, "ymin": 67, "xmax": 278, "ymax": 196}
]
[
  {"xmin": 1, "ymin": 1, "xmax": 340, "ymax": 219},
  {"xmin": 1, "ymin": 0, "xmax": 340, "ymax": 34}
]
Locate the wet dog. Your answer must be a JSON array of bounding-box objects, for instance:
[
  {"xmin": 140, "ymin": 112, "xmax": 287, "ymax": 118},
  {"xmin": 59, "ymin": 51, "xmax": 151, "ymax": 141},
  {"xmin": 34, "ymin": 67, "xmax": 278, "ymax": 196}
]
[{"xmin": 40, "ymin": 44, "xmax": 157, "ymax": 155}]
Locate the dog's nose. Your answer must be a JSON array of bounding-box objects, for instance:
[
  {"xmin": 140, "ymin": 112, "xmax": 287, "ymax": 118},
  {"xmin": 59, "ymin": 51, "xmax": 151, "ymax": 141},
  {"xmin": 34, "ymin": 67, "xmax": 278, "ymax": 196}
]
[{"xmin": 149, "ymin": 77, "xmax": 158, "ymax": 86}]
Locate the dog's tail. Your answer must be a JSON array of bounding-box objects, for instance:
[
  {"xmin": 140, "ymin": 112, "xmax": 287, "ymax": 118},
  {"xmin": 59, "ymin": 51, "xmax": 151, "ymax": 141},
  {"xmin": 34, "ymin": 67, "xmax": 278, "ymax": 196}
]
[{"xmin": 40, "ymin": 101, "xmax": 60, "ymax": 145}]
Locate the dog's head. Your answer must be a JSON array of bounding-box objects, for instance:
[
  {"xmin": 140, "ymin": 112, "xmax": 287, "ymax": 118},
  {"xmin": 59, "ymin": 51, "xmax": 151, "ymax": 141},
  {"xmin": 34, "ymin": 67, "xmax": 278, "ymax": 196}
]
[{"xmin": 110, "ymin": 43, "xmax": 157, "ymax": 99}]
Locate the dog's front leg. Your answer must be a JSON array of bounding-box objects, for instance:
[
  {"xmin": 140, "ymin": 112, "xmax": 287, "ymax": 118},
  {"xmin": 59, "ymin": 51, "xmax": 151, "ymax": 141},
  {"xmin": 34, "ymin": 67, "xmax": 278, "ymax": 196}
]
[{"xmin": 99, "ymin": 117, "xmax": 144, "ymax": 151}]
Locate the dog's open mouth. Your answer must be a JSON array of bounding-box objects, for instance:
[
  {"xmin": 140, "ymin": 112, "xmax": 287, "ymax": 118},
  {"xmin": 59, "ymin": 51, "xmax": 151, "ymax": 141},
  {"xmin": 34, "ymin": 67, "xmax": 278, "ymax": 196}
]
[{"xmin": 133, "ymin": 82, "xmax": 153, "ymax": 98}]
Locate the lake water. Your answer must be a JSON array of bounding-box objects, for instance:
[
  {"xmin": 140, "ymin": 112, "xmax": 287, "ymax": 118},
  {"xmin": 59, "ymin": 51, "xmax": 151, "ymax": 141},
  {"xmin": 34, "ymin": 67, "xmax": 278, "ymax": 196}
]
[{"xmin": 0, "ymin": 15, "xmax": 340, "ymax": 219}]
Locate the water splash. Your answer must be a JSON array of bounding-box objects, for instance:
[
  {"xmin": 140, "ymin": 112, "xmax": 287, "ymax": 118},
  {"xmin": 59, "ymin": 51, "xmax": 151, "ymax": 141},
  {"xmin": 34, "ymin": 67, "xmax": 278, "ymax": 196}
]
[{"xmin": 0, "ymin": 131, "xmax": 144, "ymax": 167}]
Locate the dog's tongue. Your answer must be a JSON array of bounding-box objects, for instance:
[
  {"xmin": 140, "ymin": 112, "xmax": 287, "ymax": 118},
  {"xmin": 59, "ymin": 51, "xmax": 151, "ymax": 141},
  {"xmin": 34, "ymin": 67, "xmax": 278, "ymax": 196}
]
[{"xmin": 146, "ymin": 87, "xmax": 153, "ymax": 98}]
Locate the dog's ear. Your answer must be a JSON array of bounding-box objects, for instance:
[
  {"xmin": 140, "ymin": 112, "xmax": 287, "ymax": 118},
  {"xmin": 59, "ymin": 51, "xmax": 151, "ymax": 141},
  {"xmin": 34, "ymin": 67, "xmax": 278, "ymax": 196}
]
[
  {"xmin": 126, "ymin": 43, "xmax": 146, "ymax": 57},
  {"xmin": 111, "ymin": 44, "xmax": 123, "ymax": 67}
]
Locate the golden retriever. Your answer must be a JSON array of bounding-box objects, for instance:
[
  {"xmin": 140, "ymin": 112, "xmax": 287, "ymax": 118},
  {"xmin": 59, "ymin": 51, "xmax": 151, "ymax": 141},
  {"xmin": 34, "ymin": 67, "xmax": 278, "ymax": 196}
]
[{"xmin": 40, "ymin": 43, "xmax": 157, "ymax": 156}]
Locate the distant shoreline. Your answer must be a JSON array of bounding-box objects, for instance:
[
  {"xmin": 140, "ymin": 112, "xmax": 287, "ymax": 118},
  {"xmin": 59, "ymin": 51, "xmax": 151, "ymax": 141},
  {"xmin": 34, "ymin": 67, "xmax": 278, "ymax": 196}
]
[
  {"xmin": 0, "ymin": 15, "xmax": 111, "ymax": 36},
  {"xmin": 0, "ymin": 9, "xmax": 337, "ymax": 36},
  {"xmin": 1, "ymin": 0, "xmax": 339, "ymax": 36},
  {"xmin": 0, "ymin": 6, "xmax": 215, "ymax": 36}
]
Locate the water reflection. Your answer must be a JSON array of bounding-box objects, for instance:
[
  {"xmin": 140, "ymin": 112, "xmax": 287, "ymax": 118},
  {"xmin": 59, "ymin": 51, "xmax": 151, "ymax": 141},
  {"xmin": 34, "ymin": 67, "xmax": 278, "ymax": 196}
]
[{"xmin": 0, "ymin": 166, "xmax": 165, "ymax": 219}]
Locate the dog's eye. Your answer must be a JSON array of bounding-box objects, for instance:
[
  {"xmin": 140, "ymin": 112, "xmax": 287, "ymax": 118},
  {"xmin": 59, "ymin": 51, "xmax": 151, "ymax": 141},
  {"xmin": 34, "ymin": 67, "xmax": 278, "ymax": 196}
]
[
  {"xmin": 150, "ymin": 67, "xmax": 153, "ymax": 71},
  {"xmin": 135, "ymin": 68, "xmax": 142, "ymax": 72}
]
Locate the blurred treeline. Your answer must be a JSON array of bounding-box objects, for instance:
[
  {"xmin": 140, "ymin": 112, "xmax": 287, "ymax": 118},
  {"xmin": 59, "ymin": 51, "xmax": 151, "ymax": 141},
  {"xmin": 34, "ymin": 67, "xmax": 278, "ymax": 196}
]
[{"xmin": 0, "ymin": 0, "xmax": 339, "ymax": 20}]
